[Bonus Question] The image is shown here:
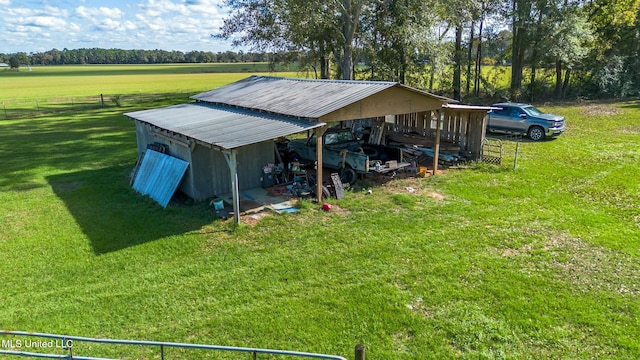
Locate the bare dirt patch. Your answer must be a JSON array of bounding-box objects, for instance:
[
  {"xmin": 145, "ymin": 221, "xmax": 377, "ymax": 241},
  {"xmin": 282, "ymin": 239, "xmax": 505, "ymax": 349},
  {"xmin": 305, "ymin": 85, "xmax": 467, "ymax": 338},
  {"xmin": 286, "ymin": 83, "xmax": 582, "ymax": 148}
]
[
  {"xmin": 546, "ymin": 234, "xmax": 640, "ymax": 295},
  {"xmin": 327, "ymin": 204, "xmax": 350, "ymax": 217},
  {"xmin": 616, "ymin": 126, "xmax": 640, "ymax": 135},
  {"xmin": 581, "ymin": 104, "xmax": 622, "ymax": 116},
  {"xmin": 379, "ymin": 176, "xmax": 446, "ymax": 202},
  {"xmin": 501, "ymin": 243, "xmax": 533, "ymax": 258},
  {"xmin": 501, "ymin": 232, "xmax": 640, "ymax": 296},
  {"xmin": 241, "ymin": 212, "xmax": 270, "ymax": 226}
]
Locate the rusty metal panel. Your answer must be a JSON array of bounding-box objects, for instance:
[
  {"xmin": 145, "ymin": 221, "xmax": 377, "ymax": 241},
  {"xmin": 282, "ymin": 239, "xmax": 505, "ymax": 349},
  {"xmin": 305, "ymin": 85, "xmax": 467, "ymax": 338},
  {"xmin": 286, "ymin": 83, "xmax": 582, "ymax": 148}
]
[{"xmin": 132, "ymin": 150, "xmax": 189, "ymax": 207}]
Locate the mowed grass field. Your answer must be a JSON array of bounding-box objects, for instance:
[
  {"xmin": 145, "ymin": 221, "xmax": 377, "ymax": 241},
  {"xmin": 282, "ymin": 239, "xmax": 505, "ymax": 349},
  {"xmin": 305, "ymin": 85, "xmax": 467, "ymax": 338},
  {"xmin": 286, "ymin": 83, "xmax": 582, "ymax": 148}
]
[
  {"xmin": 0, "ymin": 63, "xmax": 302, "ymax": 99},
  {"xmin": 1, "ymin": 65, "xmax": 639, "ymax": 359}
]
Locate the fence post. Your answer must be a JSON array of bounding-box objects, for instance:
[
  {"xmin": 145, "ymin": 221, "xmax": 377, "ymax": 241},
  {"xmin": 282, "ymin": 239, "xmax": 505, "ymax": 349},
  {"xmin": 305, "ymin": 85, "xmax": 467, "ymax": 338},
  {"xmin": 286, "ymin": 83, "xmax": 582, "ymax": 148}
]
[
  {"xmin": 355, "ymin": 344, "xmax": 365, "ymax": 360},
  {"xmin": 513, "ymin": 141, "xmax": 520, "ymax": 170},
  {"xmin": 100, "ymin": 94, "xmax": 105, "ymax": 107}
]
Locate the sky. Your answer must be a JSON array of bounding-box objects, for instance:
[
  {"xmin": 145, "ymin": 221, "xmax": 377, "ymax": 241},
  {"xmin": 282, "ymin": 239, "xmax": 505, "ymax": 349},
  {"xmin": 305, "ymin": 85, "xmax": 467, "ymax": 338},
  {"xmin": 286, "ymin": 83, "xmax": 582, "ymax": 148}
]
[{"xmin": 0, "ymin": 0, "xmax": 238, "ymax": 54}]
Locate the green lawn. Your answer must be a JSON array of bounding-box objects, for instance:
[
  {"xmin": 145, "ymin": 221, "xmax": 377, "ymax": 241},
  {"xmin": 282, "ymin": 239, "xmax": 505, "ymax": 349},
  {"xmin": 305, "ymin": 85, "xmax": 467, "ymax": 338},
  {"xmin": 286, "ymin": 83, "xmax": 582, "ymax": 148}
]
[{"xmin": 0, "ymin": 69, "xmax": 639, "ymax": 359}]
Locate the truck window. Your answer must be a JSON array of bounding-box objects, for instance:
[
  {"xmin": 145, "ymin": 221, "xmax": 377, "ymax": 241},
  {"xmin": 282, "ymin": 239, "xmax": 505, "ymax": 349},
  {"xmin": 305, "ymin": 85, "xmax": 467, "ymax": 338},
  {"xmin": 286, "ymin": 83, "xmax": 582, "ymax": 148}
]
[
  {"xmin": 510, "ymin": 109, "xmax": 523, "ymax": 117},
  {"xmin": 325, "ymin": 131, "xmax": 355, "ymax": 145},
  {"xmin": 493, "ymin": 108, "xmax": 509, "ymax": 116},
  {"xmin": 523, "ymin": 106, "xmax": 543, "ymax": 116},
  {"xmin": 324, "ymin": 132, "xmax": 339, "ymax": 145}
]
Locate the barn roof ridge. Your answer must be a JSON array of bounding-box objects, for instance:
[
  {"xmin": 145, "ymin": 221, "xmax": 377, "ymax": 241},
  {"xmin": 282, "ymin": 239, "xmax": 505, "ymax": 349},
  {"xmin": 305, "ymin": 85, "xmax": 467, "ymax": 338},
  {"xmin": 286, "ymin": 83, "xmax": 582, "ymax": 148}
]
[{"xmin": 191, "ymin": 75, "xmax": 455, "ymax": 119}]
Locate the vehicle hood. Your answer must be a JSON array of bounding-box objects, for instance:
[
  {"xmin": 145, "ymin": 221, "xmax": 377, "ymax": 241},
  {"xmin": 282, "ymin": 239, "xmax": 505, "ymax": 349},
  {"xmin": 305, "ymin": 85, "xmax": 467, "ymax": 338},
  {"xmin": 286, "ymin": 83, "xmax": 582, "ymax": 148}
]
[{"xmin": 534, "ymin": 113, "xmax": 564, "ymax": 121}]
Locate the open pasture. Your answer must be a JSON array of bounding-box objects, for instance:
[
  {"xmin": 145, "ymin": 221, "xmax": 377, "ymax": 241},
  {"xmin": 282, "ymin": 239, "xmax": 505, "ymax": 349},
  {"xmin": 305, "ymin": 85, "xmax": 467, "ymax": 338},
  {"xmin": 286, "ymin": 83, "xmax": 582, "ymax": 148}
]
[{"xmin": 0, "ymin": 63, "xmax": 301, "ymax": 116}]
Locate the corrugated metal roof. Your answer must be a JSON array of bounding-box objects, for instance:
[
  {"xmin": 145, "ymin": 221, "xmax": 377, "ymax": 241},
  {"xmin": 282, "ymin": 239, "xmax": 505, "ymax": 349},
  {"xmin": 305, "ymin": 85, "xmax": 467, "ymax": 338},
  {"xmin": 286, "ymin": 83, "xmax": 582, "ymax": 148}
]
[
  {"xmin": 191, "ymin": 75, "xmax": 455, "ymax": 119},
  {"xmin": 126, "ymin": 103, "xmax": 325, "ymax": 150},
  {"xmin": 132, "ymin": 149, "xmax": 189, "ymax": 208},
  {"xmin": 443, "ymin": 104, "xmax": 494, "ymax": 111}
]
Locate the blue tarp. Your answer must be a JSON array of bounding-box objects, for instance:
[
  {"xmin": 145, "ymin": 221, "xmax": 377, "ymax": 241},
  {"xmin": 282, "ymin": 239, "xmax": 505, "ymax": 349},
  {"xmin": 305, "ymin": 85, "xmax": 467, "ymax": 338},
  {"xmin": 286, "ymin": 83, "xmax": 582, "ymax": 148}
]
[{"xmin": 132, "ymin": 150, "xmax": 189, "ymax": 208}]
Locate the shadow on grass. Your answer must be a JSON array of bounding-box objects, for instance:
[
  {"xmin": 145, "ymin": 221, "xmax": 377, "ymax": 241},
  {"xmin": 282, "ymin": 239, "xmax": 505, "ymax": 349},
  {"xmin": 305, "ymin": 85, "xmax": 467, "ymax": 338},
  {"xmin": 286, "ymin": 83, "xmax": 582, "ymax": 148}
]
[
  {"xmin": 47, "ymin": 165, "xmax": 213, "ymax": 254},
  {"xmin": 0, "ymin": 110, "xmax": 137, "ymax": 191},
  {"xmin": 0, "ymin": 105, "xmax": 213, "ymax": 254},
  {"xmin": 620, "ymin": 99, "xmax": 640, "ymax": 110}
]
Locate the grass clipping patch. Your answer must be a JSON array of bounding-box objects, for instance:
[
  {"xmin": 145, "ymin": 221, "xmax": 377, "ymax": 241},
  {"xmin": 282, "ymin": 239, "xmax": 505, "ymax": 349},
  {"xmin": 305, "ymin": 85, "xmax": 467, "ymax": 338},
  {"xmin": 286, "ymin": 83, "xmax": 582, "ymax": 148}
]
[{"xmin": 502, "ymin": 232, "xmax": 640, "ymax": 296}]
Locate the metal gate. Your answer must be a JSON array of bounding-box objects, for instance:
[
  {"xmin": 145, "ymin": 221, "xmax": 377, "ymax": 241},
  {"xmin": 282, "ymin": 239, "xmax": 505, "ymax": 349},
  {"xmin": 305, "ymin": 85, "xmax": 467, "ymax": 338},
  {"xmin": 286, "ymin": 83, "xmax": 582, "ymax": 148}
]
[
  {"xmin": 481, "ymin": 137, "xmax": 503, "ymax": 165},
  {"xmin": 0, "ymin": 330, "xmax": 347, "ymax": 360},
  {"xmin": 482, "ymin": 135, "xmax": 522, "ymax": 169}
]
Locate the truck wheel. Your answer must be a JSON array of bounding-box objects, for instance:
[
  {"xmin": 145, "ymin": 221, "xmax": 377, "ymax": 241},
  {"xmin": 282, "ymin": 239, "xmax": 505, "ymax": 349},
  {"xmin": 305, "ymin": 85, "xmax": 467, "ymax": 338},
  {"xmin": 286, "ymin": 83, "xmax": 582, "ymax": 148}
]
[
  {"xmin": 361, "ymin": 146, "xmax": 379, "ymax": 158},
  {"xmin": 528, "ymin": 126, "xmax": 545, "ymax": 141},
  {"xmin": 322, "ymin": 186, "xmax": 332, "ymax": 199},
  {"xmin": 340, "ymin": 166, "xmax": 358, "ymax": 185}
]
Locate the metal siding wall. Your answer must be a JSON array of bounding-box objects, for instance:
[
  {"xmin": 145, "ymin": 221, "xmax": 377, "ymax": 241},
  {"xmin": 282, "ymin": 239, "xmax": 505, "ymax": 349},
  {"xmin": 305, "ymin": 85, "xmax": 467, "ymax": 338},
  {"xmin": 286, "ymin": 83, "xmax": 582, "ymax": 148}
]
[
  {"xmin": 238, "ymin": 141, "xmax": 274, "ymax": 190},
  {"xmin": 135, "ymin": 122, "xmax": 154, "ymax": 155},
  {"xmin": 194, "ymin": 142, "xmax": 274, "ymax": 199},
  {"xmin": 190, "ymin": 144, "xmax": 226, "ymax": 200}
]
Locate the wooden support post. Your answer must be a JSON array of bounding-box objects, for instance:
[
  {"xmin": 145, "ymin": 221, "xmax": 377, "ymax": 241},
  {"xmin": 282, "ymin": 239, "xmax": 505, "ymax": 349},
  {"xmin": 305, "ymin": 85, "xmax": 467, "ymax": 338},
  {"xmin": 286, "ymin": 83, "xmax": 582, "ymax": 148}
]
[
  {"xmin": 514, "ymin": 140, "xmax": 520, "ymax": 170},
  {"xmin": 355, "ymin": 344, "xmax": 365, "ymax": 360},
  {"xmin": 315, "ymin": 125, "xmax": 328, "ymax": 202},
  {"xmin": 433, "ymin": 110, "xmax": 442, "ymax": 175}
]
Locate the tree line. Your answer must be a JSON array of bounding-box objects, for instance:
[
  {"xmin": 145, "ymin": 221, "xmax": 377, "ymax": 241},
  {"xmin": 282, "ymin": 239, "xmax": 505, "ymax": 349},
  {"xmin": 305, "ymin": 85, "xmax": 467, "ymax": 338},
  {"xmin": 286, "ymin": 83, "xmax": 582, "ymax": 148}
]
[
  {"xmin": 0, "ymin": 48, "xmax": 270, "ymax": 67},
  {"xmin": 220, "ymin": 0, "xmax": 640, "ymax": 101}
]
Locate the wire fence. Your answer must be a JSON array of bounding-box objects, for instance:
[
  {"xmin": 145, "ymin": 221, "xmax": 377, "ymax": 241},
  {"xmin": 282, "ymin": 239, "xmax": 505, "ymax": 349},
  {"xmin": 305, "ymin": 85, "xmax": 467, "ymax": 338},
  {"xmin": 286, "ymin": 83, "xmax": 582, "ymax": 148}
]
[{"xmin": 0, "ymin": 92, "xmax": 195, "ymax": 120}]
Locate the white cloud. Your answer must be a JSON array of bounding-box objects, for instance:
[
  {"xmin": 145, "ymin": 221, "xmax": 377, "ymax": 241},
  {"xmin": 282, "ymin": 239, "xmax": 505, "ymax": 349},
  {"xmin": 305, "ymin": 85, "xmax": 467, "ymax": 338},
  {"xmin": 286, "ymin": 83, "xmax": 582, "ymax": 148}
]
[
  {"xmin": 75, "ymin": 6, "xmax": 92, "ymax": 18},
  {"xmin": 140, "ymin": 0, "xmax": 188, "ymax": 17},
  {"xmin": 5, "ymin": 6, "xmax": 68, "ymax": 17},
  {"xmin": 68, "ymin": 22, "xmax": 81, "ymax": 32},
  {"xmin": 0, "ymin": 0, "xmax": 11, "ymax": 6},
  {"xmin": 76, "ymin": 6, "xmax": 123, "ymax": 19},
  {"xmin": 43, "ymin": 6, "xmax": 69, "ymax": 17},
  {"xmin": 6, "ymin": 8, "xmax": 39, "ymax": 16},
  {"xmin": 8, "ymin": 15, "xmax": 68, "ymax": 28},
  {"xmin": 183, "ymin": 0, "xmax": 224, "ymax": 16}
]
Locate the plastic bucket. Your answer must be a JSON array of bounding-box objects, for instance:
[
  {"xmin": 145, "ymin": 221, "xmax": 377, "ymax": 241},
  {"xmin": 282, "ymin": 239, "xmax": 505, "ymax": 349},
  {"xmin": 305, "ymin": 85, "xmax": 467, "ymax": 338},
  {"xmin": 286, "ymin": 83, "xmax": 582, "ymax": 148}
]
[{"xmin": 213, "ymin": 200, "xmax": 224, "ymax": 210}]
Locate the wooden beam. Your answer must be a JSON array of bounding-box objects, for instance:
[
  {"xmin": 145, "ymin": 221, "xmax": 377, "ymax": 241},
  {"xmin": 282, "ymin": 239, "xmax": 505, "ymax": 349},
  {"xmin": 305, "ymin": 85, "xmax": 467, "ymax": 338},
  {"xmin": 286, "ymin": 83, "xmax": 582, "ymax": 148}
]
[
  {"xmin": 319, "ymin": 87, "xmax": 445, "ymax": 122},
  {"xmin": 433, "ymin": 110, "xmax": 441, "ymax": 175},
  {"xmin": 315, "ymin": 125, "xmax": 328, "ymax": 202}
]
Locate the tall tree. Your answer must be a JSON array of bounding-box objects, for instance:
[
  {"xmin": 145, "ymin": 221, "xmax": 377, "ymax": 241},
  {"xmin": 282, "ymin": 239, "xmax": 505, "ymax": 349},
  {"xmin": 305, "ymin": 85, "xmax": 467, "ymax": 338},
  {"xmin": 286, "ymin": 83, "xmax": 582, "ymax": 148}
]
[
  {"xmin": 507, "ymin": 0, "xmax": 532, "ymax": 91},
  {"xmin": 360, "ymin": 0, "xmax": 436, "ymax": 84},
  {"xmin": 453, "ymin": 26, "xmax": 463, "ymax": 100},
  {"xmin": 335, "ymin": 0, "xmax": 365, "ymax": 79},
  {"xmin": 549, "ymin": 2, "xmax": 593, "ymax": 98},
  {"xmin": 220, "ymin": 0, "xmax": 365, "ymax": 80}
]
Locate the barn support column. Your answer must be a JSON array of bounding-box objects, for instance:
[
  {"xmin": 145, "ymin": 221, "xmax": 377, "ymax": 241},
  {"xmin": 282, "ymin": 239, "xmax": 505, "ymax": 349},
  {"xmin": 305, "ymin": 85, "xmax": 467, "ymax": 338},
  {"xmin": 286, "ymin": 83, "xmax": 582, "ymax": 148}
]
[
  {"xmin": 223, "ymin": 149, "xmax": 240, "ymax": 225},
  {"xmin": 315, "ymin": 125, "xmax": 329, "ymax": 202}
]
